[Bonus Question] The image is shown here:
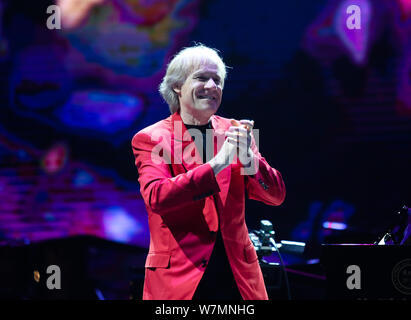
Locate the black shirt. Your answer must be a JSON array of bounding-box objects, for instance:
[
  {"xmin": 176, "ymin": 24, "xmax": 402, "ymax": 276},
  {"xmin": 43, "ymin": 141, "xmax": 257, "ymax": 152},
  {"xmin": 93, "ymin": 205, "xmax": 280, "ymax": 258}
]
[{"xmin": 184, "ymin": 122, "xmax": 242, "ymax": 300}]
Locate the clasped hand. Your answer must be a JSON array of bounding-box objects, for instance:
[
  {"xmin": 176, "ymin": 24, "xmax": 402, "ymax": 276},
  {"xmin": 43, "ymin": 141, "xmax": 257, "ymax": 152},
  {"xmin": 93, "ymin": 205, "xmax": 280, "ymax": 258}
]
[{"xmin": 209, "ymin": 119, "xmax": 255, "ymax": 174}]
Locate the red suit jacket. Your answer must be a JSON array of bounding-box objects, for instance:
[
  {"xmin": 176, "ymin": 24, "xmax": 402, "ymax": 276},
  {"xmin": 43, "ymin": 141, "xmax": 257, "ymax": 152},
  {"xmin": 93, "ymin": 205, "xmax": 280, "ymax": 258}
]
[{"xmin": 131, "ymin": 111, "xmax": 286, "ymax": 300}]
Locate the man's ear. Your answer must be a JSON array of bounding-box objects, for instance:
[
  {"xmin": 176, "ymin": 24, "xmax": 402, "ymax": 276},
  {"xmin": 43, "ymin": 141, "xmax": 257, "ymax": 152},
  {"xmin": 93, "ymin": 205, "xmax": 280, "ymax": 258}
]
[{"xmin": 173, "ymin": 87, "xmax": 181, "ymax": 94}]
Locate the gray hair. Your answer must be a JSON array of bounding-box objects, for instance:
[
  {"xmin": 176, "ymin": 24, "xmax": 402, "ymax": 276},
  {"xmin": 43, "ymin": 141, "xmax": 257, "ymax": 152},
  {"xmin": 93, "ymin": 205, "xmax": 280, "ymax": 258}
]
[{"xmin": 159, "ymin": 44, "xmax": 227, "ymax": 114}]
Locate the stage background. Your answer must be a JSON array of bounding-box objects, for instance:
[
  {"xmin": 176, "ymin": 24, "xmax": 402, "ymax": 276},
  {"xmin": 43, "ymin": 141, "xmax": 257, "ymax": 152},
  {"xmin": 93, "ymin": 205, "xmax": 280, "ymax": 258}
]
[{"xmin": 0, "ymin": 0, "xmax": 410, "ymax": 264}]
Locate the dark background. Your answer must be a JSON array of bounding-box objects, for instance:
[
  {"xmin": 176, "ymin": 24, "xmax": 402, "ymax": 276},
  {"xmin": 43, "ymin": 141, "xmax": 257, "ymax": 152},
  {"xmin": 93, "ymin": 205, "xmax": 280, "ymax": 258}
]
[{"xmin": 0, "ymin": 0, "xmax": 410, "ymax": 299}]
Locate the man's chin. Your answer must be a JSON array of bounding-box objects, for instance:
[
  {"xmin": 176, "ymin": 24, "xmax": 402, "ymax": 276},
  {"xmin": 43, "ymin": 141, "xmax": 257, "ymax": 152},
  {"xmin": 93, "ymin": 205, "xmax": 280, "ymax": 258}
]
[{"xmin": 196, "ymin": 101, "xmax": 219, "ymax": 112}]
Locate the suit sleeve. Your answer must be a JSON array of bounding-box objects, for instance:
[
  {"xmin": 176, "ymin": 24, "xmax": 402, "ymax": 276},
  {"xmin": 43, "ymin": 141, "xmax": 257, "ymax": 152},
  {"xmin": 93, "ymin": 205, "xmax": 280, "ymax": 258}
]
[
  {"xmin": 131, "ymin": 131, "xmax": 220, "ymax": 215},
  {"xmin": 244, "ymin": 134, "xmax": 286, "ymax": 206}
]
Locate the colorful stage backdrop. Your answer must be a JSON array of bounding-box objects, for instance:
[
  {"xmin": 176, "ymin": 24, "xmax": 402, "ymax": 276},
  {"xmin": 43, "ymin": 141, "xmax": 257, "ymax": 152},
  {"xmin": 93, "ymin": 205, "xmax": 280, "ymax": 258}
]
[{"xmin": 0, "ymin": 0, "xmax": 410, "ymax": 250}]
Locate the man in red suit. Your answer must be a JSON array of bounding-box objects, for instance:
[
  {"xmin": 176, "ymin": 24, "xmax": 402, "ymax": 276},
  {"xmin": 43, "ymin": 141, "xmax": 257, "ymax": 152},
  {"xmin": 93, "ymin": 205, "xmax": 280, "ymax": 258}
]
[{"xmin": 131, "ymin": 44, "xmax": 286, "ymax": 300}]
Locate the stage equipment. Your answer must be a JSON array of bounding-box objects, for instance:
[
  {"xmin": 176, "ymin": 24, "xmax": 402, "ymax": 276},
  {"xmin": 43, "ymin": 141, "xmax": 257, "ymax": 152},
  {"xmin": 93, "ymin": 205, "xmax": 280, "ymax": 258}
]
[
  {"xmin": 0, "ymin": 235, "xmax": 146, "ymax": 299},
  {"xmin": 249, "ymin": 220, "xmax": 294, "ymax": 300},
  {"xmin": 375, "ymin": 205, "xmax": 411, "ymax": 245},
  {"xmin": 322, "ymin": 205, "xmax": 411, "ymax": 300},
  {"xmin": 322, "ymin": 244, "xmax": 411, "ymax": 299}
]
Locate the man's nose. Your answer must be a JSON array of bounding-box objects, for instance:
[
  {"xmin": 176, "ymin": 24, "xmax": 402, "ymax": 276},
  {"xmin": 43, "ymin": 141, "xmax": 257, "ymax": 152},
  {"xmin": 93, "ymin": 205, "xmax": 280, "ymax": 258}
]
[{"xmin": 204, "ymin": 78, "xmax": 217, "ymax": 89}]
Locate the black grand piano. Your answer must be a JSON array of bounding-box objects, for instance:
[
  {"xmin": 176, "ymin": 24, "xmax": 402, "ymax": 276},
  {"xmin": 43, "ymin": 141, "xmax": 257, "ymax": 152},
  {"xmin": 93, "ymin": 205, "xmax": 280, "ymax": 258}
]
[
  {"xmin": 322, "ymin": 244, "xmax": 411, "ymax": 300},
  {"xmin": 321, "ymin": 206, "xmax": 411, "ymax": 300}
]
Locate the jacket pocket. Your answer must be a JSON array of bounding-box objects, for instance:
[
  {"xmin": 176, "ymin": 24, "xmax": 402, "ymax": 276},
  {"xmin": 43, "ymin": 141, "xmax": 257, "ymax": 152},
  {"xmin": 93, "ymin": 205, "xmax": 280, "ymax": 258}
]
[
  {"xmin": 244, "ymin": 244, "xmax": 258, "ymax": 263},
  {"xmin": 145, "ymin": 252, "xmax": 171, "ymax": 269}
]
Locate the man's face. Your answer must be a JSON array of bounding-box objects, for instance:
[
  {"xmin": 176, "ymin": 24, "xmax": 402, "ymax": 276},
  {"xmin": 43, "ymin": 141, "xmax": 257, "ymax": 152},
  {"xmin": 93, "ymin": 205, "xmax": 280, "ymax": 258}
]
[{"xmin": 176, "ymin": 60, "xmax": 223, "ymax": 118}]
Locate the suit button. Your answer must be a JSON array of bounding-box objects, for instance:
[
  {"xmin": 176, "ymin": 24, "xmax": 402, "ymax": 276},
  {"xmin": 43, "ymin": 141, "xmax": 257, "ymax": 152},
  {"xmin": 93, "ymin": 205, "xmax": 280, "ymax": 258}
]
[{"xmin": 201, "ymin": 259, "xmax": 208, "ymax": 268}]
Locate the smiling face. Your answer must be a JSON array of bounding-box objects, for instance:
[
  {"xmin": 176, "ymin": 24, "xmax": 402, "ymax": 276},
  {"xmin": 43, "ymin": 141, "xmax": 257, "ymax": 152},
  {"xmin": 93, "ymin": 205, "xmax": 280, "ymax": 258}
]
[{"xmin": 174, "ymin": 60, "xmax": 223, "ymax": 123}]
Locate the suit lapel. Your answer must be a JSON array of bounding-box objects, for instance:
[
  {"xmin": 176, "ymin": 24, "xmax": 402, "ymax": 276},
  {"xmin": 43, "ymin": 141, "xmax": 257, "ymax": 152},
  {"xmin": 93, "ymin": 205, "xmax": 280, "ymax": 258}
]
[
  {"xmin": 170, "ymin": 112, "xmax": 232, "ymax": 212},
  {"xmin": 210, "ymin": 115, "xmax": 231, "ymax": 209},
  {"xmin": 171, "ymin": 112, "xmax": 203, "ymax": 172}
]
